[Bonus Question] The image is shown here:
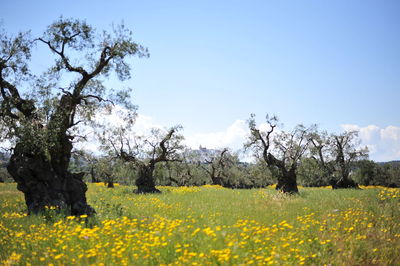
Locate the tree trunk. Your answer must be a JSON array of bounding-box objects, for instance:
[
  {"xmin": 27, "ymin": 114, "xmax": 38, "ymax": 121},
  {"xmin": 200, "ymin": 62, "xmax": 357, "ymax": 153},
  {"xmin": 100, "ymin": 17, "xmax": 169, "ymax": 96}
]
[
  {"xmin": 332, "ymin": 140, "xmax": 360, "ymax": 189},
  {"xmin": 105, "ymin": 174, "xmax": 114, "ymax": 188},
  {"xmin": 275, "ymin": 168, "xmax": 299, "ymax": 193},
  {"xmin": 331, "ymin": 175, "xmax": 359, "ymax": 189},
  {"xmin": 211, "ymin": 175, "xmax": 223, "ymax": 186},
  {"xmin": 90, "ymin": 166, "xmax": 97, "ymax": 183},
  {"xmin": 135, "ymin": 164, "xmax": 161, "ymax": 193},
  {"xmin": 266, "ymin": 154, "xmax": 298, "ymax": 193},
  {"xmin": 209, "ymin": 165, "xmax": 223, "ymax": 186},
  {"xmin": 7, "ymin": 142, "xmax": 95, "ymax": 215},
  {"xmin": 7, "ymin": 94, "xmax": 95, "ymax": 216}
]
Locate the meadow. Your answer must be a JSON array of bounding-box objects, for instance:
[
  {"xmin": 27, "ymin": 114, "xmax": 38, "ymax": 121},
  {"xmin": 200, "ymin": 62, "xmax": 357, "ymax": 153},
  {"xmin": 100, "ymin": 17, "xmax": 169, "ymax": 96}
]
[{"xmin": 0, "ymin": 183, "xmax": 399, "ymax": 265}]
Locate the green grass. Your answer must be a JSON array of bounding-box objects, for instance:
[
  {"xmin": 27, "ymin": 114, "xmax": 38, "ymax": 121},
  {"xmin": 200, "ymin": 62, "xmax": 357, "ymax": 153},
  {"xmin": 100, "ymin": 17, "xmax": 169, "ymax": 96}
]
[{"xmin": 0, "ymin": 183, "xmax": 399, "ymax": 265}]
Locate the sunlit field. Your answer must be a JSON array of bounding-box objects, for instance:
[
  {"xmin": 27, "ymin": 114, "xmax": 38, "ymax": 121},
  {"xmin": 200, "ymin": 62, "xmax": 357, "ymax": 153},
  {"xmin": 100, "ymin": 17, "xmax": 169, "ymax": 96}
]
[{"xmin": 0, "ymin": 183, "xmax": 399, "ymax": 265}]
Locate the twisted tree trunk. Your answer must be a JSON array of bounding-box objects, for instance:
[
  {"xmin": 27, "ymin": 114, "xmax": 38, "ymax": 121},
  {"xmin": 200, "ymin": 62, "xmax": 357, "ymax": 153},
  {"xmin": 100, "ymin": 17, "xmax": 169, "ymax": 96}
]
[
  {"xmin": 7, "ymin": 95, "xmax": 95, "ymax": 216},
  {"xmin": 331, "ymin": 138, "xmax": 360, "ymax": 189},
  {"xmin": 209, "ymin": 165, "xmax": 223, "ymax": 186},
  {"xmin": 90, "ymin": 166, "xmax": 98, "ymax": 183},
  {"xmin": 276, "ymin": 167, "xmax": 299, "ymax": 193},
  {"xmin": 136, "ymin": 164, "xmax": 160, "ymax": 193},
  {"xmin": 267, "ymin": 154, "xmax": 299, "ymax": 193},
  {"xmin": 331, "ymin": 172, "xmax": 359, "ymax": 189},
  {"xmin": 7, "ymin": 142, "xmax": 94, "ymax": 215}
]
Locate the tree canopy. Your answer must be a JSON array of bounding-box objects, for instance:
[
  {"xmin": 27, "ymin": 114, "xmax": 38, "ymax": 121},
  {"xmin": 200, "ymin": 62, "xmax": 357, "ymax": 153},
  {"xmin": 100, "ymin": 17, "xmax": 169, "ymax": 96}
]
[{"xmin": 0, "ymin": 18, "xmax": 148, "ymax": 215}]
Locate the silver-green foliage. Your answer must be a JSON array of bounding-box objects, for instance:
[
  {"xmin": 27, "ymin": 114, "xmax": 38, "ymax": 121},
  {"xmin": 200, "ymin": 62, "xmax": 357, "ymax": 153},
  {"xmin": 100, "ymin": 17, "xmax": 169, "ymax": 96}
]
[{"xmin": 0, "ymin": 18, "xmax": 148, "ymax": 153}]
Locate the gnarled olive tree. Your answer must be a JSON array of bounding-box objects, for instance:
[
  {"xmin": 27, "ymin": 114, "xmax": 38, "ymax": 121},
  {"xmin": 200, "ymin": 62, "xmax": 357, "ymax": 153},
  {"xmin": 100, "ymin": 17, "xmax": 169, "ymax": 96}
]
[
  {"xmin": 101, "ymin": 126, "xmax": 184, "ymax": 193},
  {"xmin": 246, "ymin": 114, "xmax": 313, "ymax": 193},
  {"xmin": 199, "ymin": 148, "xmax": 237, "ymax": 186},
  {"xmin": 0, "ymin": 18, "xmax": 148, "ymax": 215},
  {"xmin": 310, "ymin": 130, "xmax": 367, "ymax": 189}
]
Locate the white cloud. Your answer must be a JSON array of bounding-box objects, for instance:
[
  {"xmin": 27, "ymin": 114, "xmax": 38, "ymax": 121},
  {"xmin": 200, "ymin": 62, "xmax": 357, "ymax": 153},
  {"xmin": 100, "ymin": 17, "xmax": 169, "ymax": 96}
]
[
  {"xmin": 341, "ymin": 124, "xmax": 400, "ymax": 162},
  {"xmin": 184, "ymin": 120, "xmax": 249, "ymax": 150},
  {"xmin": 134, "ymin": 114, "xmax": 163, "ymax": 134},
  {"xmin": 94, "ymin": 105, "xmax": 162, "ymax": 134},
  {"xmin": 74, "ymin": 107, "xmax": 164, "ymax": 154}
]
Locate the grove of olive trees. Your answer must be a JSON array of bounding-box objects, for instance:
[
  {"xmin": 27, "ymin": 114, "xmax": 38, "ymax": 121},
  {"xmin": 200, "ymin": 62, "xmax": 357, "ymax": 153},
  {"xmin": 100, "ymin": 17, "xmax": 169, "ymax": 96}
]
[{"xmin": 1, "ymin": 18, "xmax": 398, "ymax": 218}]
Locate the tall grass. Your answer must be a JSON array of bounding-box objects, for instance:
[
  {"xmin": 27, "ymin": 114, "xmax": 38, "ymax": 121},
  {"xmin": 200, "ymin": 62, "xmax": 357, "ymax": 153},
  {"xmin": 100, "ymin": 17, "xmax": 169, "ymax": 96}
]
[{"xmin": 0, "ymin": 183, "xmax": 399, "ymax": 265}]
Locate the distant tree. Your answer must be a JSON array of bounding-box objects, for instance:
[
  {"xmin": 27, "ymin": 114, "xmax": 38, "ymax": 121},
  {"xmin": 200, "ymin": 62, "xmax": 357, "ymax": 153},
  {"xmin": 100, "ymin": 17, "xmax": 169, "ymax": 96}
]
[
  {"xmin": 112, "ymin": 161, "xmax": 137, "ymax": 186},
  {"xmin": 171, "ymin": 148, "xmax": 212, "ymax": 186},
  {"xmin": 383, "ymin": 162, "xmax": 400, "ymax": 187},
  {"xmin": 244, "ymin": 159, "xmax": 274, "ymax": 188},
  {"xmin": 96, "ymin": 157, "xmax": 115, "ymax": 188},
  {"xmin": 200, "ymin": 148, "xmax": 234, "ymax": 186},
  {"xmin": 0, "ymin": 18, "xmax": 148, "ymax": 215},
  {"xmin": 68, "ymin": 150, "xmax": 88, "ymax": 174},
  {"xmin": 297, "ymin": 157, "xmax": 330, "ymax": 187},
  {"xmin": 246, "ymin": 114, "xmax": 313, "ymax": 193},
  {"xmin": 155, "ymin": 161, "xmax": 207, "ymax": 187},
  {"xmin": 154, "ymin": 148, "xmax": 272, "ymax": 188},
  {"xmin": 310, "ymin": 130, "xmax": 367, "ymax": 189},
  {"xmin": 80, "ymin": 151, "xmax": 100, "ymax": 183},
  {"xmin": 352, "ymin": 160, "xmax": 377, "ymax": 186},
  {"xmin": 308, "ymin": 130, "xmax": 336, "ymax": 185},
  {"xmin": 0, "ymin": 168, "xmax": 11, "ymax": 182},
  {"xmin": 0, "ymin": 152, "xmax": 12, "ymax": 182},
  {"xmin": 353, "ymin": 161, "xmax": 400, "ymax": 188},
  {"xmin": 101, "ymin": 126, "xmax": 184, "ymax": 193},
  {"xmin": 330, "ymin": 131, "xmax": 368, "ymax": 188},
  {"xmin": 162, "ymin": 149, "xmax": 199, "ymax": 186},
  {"xmin": 220, "ymin": 157, "xmax": 268, "ymax": 189},
  {"xmin": 388, "ymin": 161, "xmax": 400, "ymax": 188},
  {"xmin": 150, "ymin": 146, "xmax": 274, "ymax": 189}
]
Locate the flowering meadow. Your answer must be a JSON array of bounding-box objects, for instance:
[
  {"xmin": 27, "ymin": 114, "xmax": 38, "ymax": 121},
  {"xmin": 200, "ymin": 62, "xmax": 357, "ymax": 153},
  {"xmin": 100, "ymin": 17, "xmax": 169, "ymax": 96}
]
[{"xmin": 0, "ymin": 183, "xmax": 399, "ymax": 265}]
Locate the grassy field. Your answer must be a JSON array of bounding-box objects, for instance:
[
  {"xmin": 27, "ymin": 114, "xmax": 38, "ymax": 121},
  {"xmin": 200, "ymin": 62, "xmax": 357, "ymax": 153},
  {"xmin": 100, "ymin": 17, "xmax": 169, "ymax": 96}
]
[{"xmin": 0, "ymin": 183, "xmax": 399, "ymax": 265}]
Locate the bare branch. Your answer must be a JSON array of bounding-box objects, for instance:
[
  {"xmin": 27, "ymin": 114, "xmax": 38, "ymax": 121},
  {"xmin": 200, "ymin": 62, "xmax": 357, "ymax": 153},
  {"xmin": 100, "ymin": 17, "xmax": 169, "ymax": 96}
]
[{"xmin": 36, "ymin": 37, "xmax": 88, "ymax": 76}]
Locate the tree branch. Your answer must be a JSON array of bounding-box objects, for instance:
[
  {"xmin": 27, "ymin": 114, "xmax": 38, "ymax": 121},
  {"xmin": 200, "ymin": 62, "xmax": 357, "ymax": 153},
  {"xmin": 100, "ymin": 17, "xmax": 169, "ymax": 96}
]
[
  {"xmin": 152, "ymin": 128, "xmax": 176, "ymax": 165},
  {"xmin": 0, "ymin": 76, "xmax": 36, "ymax": 118},
  {"xmin": 36, "ymin": 37, "xmax": 88, "ymax": 76}
]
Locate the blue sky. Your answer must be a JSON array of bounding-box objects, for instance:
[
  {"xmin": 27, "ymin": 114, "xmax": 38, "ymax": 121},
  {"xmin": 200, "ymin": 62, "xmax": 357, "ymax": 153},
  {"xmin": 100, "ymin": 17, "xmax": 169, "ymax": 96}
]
[{"xmin": 1, "ymin": 0, "xmax": 399, "ymax": 161}]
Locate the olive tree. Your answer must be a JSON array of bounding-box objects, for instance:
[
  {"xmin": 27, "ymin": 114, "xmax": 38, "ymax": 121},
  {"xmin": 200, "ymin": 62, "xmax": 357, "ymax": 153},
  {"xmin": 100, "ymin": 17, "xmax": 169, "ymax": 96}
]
[
  {"xmin": 199, "ymin": 148, "xmax": 232, "ymax": 186},
  {"xmin": 0, "ymin": 18, "xmax": 148, "ymax": 215},
  {"xmin": 78, "ymin": 150, "xmax": 99, "ymax": 183},
  {"xmin": 297, "ymin": 157, "xmax": 330, "ymax": 187},
  {"xmin": 101, "ymin": 126, "xmax": 184, "ymax": 193},
  {"xmin": 331, "ymin": 131, "xmax": 368, "ymax": 188},
  {"xmin": 310, "ymin": 130, "xmax": 368, "ymax": 189},
  {"xmin": 161, "ymin": 148, "xmax": 200, "ymax": 186},
  {"xmin": 308, "ymin": 130, "xmax": 336, "ymax": 186},
  {"xmin": 95, "ymin": 156, "xmax": 116, "ymax": 188},
  {"xmin": 246, "ymin": 114, "xmax": 314, "ymax": 193}
]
